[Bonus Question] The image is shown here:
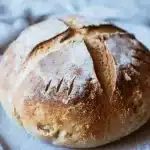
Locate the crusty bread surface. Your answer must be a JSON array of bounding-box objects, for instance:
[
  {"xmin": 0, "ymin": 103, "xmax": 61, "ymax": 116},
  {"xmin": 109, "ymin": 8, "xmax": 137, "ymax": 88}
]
[{"xmin": 0, "ymin": 16, "xmax": 150, "ymax": 148}]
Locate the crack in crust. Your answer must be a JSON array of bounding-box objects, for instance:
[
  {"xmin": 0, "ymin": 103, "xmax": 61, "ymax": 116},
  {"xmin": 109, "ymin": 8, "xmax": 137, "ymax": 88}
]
[
  {"xmin": 25, "ymin": 28, "xmax": 73, "ymax": 65},
  {"xmin": 44, "ymin": 79, "xmax": 51, "ymax": 93},
  {"xmin": 56, "ymin": 78, "xmax": 64, "ymax": 93},
  {"xmin": 82, "ymin": 24, "xmax": 126, "ymax": 33},
  {"xmin": 68, "ymin": 77, "xmax": 76, "ymax": 96},
  {"xmin": 132, "ymin": 55, "xmax": 150, "ymax": 64}
]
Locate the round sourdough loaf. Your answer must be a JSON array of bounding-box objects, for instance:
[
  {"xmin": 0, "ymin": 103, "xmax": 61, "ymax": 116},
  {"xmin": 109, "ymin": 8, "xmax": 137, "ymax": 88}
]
[{"xmin": 0, "ymin": 16, "xmax": 150, "ymax": 148}]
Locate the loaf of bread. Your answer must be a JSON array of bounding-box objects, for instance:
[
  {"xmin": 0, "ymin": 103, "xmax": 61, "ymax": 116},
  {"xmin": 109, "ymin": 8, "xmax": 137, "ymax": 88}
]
[{"xmin": 0, "ymin": 16, "xmax": 150, "ymax": 148}]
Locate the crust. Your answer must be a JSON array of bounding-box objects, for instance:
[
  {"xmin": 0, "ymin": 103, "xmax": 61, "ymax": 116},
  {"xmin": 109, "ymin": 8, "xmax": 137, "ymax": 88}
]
[{"xmin": 0, "ymin": 16, "xmax": 150, "ymax": 148}]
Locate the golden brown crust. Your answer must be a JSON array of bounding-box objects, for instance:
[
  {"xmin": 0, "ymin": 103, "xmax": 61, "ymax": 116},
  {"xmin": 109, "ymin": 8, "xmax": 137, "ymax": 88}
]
[{"xmin": 0, "ymin": 16, "xmax": 150, "ymax": 148}]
